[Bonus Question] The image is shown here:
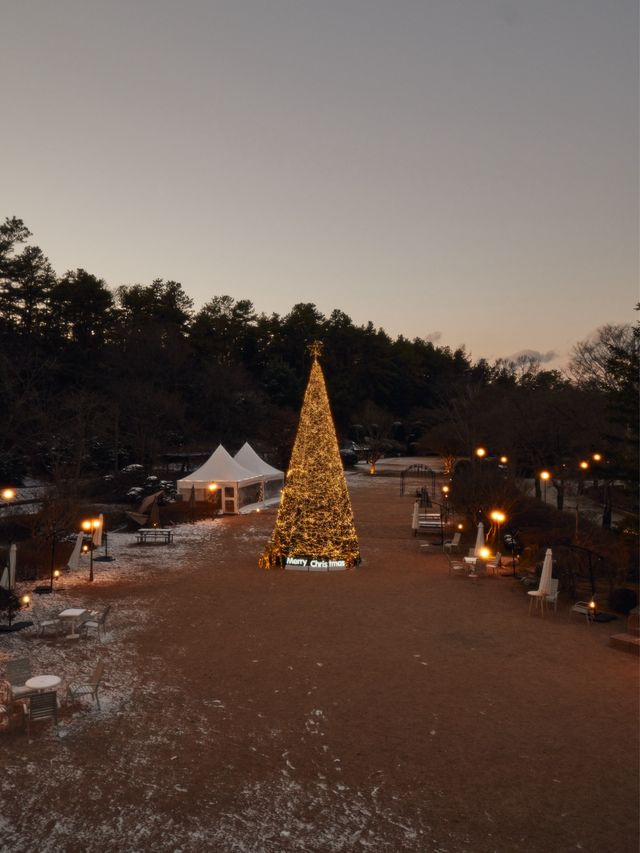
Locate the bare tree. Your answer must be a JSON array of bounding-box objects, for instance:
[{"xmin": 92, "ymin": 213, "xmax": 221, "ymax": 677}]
[{"xmin": 568, "ymin": 324, "xmax": 634, "ymax": 391}]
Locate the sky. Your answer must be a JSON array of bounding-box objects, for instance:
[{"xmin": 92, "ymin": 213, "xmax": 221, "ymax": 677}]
[{"xmin": 1, "ymin": 0, "xmax": 637, "ymax": 367}]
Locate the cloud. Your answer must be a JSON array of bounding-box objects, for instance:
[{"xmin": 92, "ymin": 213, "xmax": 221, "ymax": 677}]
[{"xmin": 505, "ymin": 349, "xmax": 557, "ymax": 364}]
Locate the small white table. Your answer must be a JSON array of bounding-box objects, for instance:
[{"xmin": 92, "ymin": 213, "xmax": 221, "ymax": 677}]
[
  {"xmin": 58, "ymin": 608, "xmax": 87, "ymax": 639},
  {"xmin": 25, "ymin": 675, "xmax": 61, "ymax": 692}
]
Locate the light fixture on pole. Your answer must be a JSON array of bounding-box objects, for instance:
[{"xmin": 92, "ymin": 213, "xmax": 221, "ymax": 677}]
[
  {"xmin": 489, "ymin": 510, "xmax": 506, "ymax": 547},
  {"xmin": 539, "ymin": 470, "xmax": 551, "ymax": 503},
  {"xmin": 81, "ymin": 518, "xmax": 100, "ymax": 582}
]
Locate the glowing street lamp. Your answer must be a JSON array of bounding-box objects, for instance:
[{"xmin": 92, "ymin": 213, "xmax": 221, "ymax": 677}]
[
  {"xmin": 539, "ymin": 470, "xmax": 551, "ymax": 503},
  {"xmin": 499, "ymin": 455, "xmax": 508, "ymax": 465},
  {"xmin": 592, "ymin": 453, "xmax": 602, "ymax": 463},
  {"xmin": 475, "ymin": 447, "xmax": 486, "ymax": 459},
  {"xmin": 81, "ymin": 518, "xmax": 101, "ymax": 582},
  {"xmin": 1, "ymin": 487, "xmax": 16, "ymax": 502},
  {"xmin": 490, "ymin": 509, "xmax": 506, "ymax": 546}
]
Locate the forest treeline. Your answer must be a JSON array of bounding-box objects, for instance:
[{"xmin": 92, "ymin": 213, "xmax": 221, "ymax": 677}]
[{"xmin": 0, "ymin": 216, "xmax": 637, "ymax": 487}]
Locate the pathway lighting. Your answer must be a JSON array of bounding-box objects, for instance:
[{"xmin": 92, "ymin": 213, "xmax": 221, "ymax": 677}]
[
  {"xmin": 1, "ymin": 487, "xmax": 15, "ymax": 501},
  {"xmin": 592, "ymin": 453, "xmax": 602, "ymax": 462},
  {"xmin": 475, "ymin": 447, "xmax": 486, "ymax": 458},
  {"xmin": 499, "ymin": 456, "xmax": 508, "ymax": 465},
  {"xmin": 50, "ymin": 567, "xmax": 61, "ymax": 592}
]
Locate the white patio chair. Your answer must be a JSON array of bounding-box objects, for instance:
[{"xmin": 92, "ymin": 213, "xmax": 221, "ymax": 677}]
[
  {"xmin": 67, "ymin": 662, "xmax": 104, "ymax": 709},
  {"xmin": 443, "ymin": 532, "xmax": 462, "ymax": 553},
  {"xmin": 6, "ymin": 658, "xmax": 34, "ymax": 699},
  {"xmin": 545, "ymin": 578, "xmax": 559, "ymax": 612},
  {"xmin": 80, "ymin": 605, "xmax": 111, "ymax": 640},
  {"xmin": 25, "ymin": 692, "xmax": 58, "ymax": 736},
  {"xmin": 447, "ymin": 556, "xmax": 465, "ymax": 577},
  {"xmin": 486, "ymin": 552, "xmax": 502, "ymax": 575},
  {"xmin": 32, "ymin": 611, "xmax": 64, "ymax": 638}
]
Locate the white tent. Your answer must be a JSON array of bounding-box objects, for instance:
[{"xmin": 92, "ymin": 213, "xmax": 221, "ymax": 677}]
[
  {"xmin": 177, "ymin": 445, "xmax": 263, "ymax": 514},
  {"xmin": 234, "ymin": 442, "xmax": 284, "ymax": 502}
]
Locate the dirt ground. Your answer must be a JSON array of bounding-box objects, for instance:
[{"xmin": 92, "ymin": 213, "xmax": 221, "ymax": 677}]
[{"xmin": 1, "ymin": 473, "xmax": 638, "ymax": 853}]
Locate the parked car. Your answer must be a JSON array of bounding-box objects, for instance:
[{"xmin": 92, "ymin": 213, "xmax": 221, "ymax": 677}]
[{"xmin": 121, "ymin": 463, "xmax": 144, "ymax": 474}]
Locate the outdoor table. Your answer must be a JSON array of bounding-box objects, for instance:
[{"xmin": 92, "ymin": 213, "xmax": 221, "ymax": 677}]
[
  {"xmin": 25, "ymin": 675, "xmax": 61, "ymax": 692},
  {"xmin": 58, "ymin": 608, "xmax": 88, "ymax": 639},
  {"xmin": 136, "ymin": 528, "xmax": 174, "ymax": 545}
]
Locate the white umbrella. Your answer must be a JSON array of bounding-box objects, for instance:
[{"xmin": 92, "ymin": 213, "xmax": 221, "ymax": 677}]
[
  {"xmin": 537, "ymin": 548, "xmax": 553, "ymax": 596},
  {"xmin": 8, "ymin": 543, "xmax": 16, "ymax": 590},
  {"xmin": 67, "ymin": 532, "xmax": 84, "ymax": 571},
  {"xmin": 0, "ymin": 566, "xmax": 8, "ymax": 590},
  {"xmin": 473, "ymin": 522, "xmax": 485, "ymax": 557},
  {"xmin": 411, "ymin": 500, "xmax": 420, "ymax": 534},
  {"xmin": 92, "ymin": 514, "xmax": 104, "ymax": 548}
]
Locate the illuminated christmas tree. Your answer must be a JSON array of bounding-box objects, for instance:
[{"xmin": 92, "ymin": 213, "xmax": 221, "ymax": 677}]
[{"xmin": 259, "ymin": 341, "xmax": 360, "ymax": 570}]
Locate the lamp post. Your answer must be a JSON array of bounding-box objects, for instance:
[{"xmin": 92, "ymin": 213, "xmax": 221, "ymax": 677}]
[
  {"xmin": 578, "ymin": 460, "xmax": 589, "ymax": 495},
  {"xmin": 441, "ymin": 484, "xmax": 450, "ymax": 524},
  {"xmin": 574, "ymin": 461, "xmax": 589, "ymax": 539},
  {"xmin": 1, "ymin": 487, "xmax": 16, "ymax": 502},
  {"xmin": 489, "ymin": 510, "xmax": 506, "ymax": 548},
  {"xmin": 81, "ymin": 518, "xmax": 100, "ymax": 582},
  {"xmin": 540, "ymin": 470, "xmax": 551, "ymax": 503}
]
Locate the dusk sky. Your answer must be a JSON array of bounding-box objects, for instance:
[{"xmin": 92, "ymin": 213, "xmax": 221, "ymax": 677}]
[{"xmin": 2, "ymin": 0, "xmax": 637, "ymax": 367}]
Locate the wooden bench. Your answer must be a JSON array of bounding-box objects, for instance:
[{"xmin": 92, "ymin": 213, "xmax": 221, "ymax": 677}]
[{"xmin": 135, "ymin": 528, "xmax": 174, "ymax": 545}]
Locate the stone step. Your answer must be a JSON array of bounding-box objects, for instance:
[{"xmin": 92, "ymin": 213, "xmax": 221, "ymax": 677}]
[{"xmin": 609, "ymin": 633, "xmax": 640, "ymax": 656}]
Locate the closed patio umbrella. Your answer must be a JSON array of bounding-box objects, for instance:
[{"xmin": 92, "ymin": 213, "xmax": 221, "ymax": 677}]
[
  {"xmin": 92, "ymin": 514, "xmax": 104, "ymax": 548},
  {"xmin": 67, "ymin": 532, "xmax": 84, "ymax": 571},
  {"xmin": 473, "ymin": 522, "xmax": 485, "ymax": 557},
  {"xmin": 528, "ymin": 548, "xmax": 554, "ymax": 615},
  {"xmin": 411, "ymin": 500, "xmax": 419, "ymax": 535},
  {"xmin": 8, "ymin": 543, "xmax": 16, "ymax": 590},
  {"xmin": 0, "ymin": 565, "xmax": 8, "ymax": 590},
  {"xmin": 537, "ymin": 548, "xmax": 553, "ymax": 596}
]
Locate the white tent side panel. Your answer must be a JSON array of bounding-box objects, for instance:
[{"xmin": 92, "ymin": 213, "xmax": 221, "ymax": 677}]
[{"xmin": 176, "ymin": 444, "xmax": 263, "ymax": 513}]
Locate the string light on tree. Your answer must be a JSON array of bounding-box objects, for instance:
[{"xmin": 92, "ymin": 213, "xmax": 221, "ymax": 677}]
[{"xmin": 259, "ymin": 341, "xmax": 360, "ymax": 571}]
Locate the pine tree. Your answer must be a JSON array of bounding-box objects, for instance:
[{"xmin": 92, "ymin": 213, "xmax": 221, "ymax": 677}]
[{"xmin": 260, "ymin": 342, "xmax": 360, "ymax": 569}]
